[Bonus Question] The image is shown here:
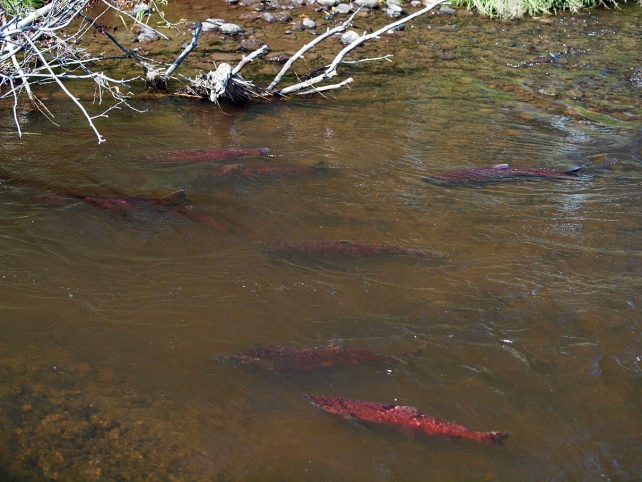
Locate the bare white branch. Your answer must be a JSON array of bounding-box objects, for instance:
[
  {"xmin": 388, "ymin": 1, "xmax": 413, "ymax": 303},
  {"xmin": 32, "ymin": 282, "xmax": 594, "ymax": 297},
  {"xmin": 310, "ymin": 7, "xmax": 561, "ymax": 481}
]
[
  {"xmin": 21, "ymin": 31, "xmax": 106, "ymax": 143},
  {"xmin": 265, "ymin": 8, "xmax": 361, "ymax": 92},
  {"xmin": 232, "ymin": 44, "xmax": 269, "ymax": 76},
  {"xmin": 8, "ymin": 77, "xmax": 23, "ymax": 138},
  {"xmin": 296, "ymin": 77, "xmax": 354, "ymax": 95},
  {"xmin": 275, "ymin": 0, "xmax": 447, "ymax": 96}
]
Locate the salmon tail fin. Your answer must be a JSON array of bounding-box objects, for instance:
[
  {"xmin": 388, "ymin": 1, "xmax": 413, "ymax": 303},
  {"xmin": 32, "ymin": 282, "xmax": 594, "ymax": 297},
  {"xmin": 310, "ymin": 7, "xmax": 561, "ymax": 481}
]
[
  {"xmin": 163, "ymin": 189, "xmax": 188, "ymax": 205},
  {"xmin": 490, "ymin": 431, "xmax": 510, "ymax": 445},
  {"xmin": 565, "ymin": 166, "xmax": 582, "ymax": 175},
  {"xmin": 303, "ymin": 394, "xmax": 318, "ymax": 407}
]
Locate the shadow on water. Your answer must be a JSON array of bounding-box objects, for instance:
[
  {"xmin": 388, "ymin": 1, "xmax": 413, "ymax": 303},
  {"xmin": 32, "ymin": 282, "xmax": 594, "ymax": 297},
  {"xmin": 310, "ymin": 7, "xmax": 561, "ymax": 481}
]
[{"xmin": 1, "ymin": 2, "xmax": 641, "ymax": 480}]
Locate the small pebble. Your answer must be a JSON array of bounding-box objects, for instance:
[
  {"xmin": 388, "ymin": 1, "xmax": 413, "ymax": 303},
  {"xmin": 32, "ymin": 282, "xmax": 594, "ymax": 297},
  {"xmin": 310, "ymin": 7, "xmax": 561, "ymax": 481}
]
[
  {"xmin": 134, "ymin": 25, "xmax": 159, "ymax": 43},
  {"xmin": 219, "ymin": 23, "xmax": 244, "ymax": 35},
  {"xmin": 354, "ymin": 0, "xmax": 379, "ymax": 8},
  {"xmin": 302, "ymin": 18, "xmax": 317, "ymax": 29},
  {"xmin": 317, "ymin": 0, "xmax": 339, "ymax": 7}
]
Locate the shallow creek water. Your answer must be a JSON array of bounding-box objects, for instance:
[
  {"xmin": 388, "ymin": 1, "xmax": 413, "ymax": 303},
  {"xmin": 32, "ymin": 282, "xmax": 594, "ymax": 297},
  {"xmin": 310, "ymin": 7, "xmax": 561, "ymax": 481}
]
[{"xmin": 1, "ymin": 2, "xmax": 641, "ymax": 480}]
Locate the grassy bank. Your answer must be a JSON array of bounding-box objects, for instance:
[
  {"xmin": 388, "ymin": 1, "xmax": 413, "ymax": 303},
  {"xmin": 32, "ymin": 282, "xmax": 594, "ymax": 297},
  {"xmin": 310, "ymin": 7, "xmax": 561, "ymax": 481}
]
[{"xmin": 448, "ymin": 0, "xmax": 639, "ymax": 18}]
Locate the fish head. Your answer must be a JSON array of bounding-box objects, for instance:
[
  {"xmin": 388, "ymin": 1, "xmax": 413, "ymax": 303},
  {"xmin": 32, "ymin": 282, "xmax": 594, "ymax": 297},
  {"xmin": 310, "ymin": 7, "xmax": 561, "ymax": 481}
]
[{"xmin": 161, "ymin": 189, "xmax": 188, "ymax": 205}]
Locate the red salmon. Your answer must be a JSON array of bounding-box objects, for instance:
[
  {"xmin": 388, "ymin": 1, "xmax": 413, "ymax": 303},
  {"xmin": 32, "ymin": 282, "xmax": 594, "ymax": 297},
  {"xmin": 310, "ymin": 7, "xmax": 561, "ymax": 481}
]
[
  {"xmin": 226, "ymin": 344, "xmax": 399, "ymax": 372},
  {"xmin": 202, "ymin": 162, "xmax": 326, "ymax": 179},
  {"xmin": 79, "ymin": 189, "xmax": 187, "ymax": 211},
  {"xmin": 306, "ymin": 395, "xmax": 509, "ymax": 445},
  {"xmin": 37, "ymin": 190, "xmax": 228, "ymax": 232},
  {"xmin": 154, "ymin": 147, "xmax": 270, "ymax": 164},
  {"xmin": 273, "ymin": 240, "xmax": 444, "ymax": 260},
  {"xmin": 422, "ymin": 163, "xmax": 582, "ymax": 185}
]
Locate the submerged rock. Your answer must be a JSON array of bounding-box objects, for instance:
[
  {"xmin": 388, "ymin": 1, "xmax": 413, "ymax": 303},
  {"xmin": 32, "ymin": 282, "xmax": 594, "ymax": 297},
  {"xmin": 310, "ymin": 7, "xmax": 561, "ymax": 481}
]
[
  {"xmin": 355, "ymin": 0, "xmax": 379, "ymax": 8},
  {"xmin": 302, "ymin": 17, "xmax": 317, "ymax": 29},
  {"xmin": 131, "ymin": 3, "xmax": 151, "ymax": 16},
  {"xmin": 202, "ymin": 18, "xmax": 244, "ymax": 35},
  {"xmin": 384, "ymin": 4, "xmax": 403, "ymax": 18},
  {"xmin": 262, "ymin": 11, "xmax": 291, "ymax": 23},
  {"xmin": 439, "ymin": 6, "xmax": 457, "ymax": 15},
  {"xmin": 269, "ymin": 52, "xmax": 290, "ymax": 63},
  {"xmin": 238, "ymin": 36, "xmax": 268, "ymax": 52},
  {"xmin": 134, "ymin": 26, "xmax": 159, "ymax": 43},
  {"xmin": 631, "ymin": 67, "xmax": 642, "ymax": 88},
  {"xmin": 201, "ymin": 19, "xmax": 223, "ymax": 32},
  {"xmin": 268, "ymin": 0, "xmax": 305, "ymax": 8},
  {"xmin": 219, "ymin": 23, "xmax": 245, "ymax": 35},
  {"xmin": 317, "ymin": 0, "xmax": 339, "ymax": 7}
]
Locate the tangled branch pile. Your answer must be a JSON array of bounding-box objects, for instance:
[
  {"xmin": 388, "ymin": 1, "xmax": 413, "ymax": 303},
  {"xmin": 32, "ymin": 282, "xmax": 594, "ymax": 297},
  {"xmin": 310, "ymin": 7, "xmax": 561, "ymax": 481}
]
[
  {"xmin": 0, "ymin": 0, "xmax": 168, "ymax": 142},
  {"xmin": 2, "ymin": 0, "xmax": 637, "ymax": 142},
  {"xmin": 180, "ymin": 0, "xmax": 448, "ymax": 104},
  {"xmin": 0, "ymin": 0, "xmax": 451, "ymax": 142}
]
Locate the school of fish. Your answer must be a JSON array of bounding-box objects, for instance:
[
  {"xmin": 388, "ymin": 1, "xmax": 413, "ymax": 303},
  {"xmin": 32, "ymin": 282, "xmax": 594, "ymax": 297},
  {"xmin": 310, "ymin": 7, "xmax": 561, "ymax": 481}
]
[{"xmin": 26, "ymin": 144, "xmax": 603, "ymax": 451}]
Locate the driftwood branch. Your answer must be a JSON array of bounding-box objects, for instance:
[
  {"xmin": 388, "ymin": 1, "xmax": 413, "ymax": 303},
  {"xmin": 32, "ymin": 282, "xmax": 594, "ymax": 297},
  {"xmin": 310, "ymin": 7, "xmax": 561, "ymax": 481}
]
[
  {"xmin": 165, "ymin": 23, "xmax": 202, "ymax": 79},
  {"xmin": 276, "ymin": 0, "xmax": 447, "ymax": 96},
  {"xmin": 1, "ymin": 0, "xmax": 448, "ymax": 140},
  {"xmin": 232, "ymin": 45, "xmax": 269, "ymax": 76},
  {"xmin": 185, "ymin": 0, "xmax": 447, "ymax": 103},
  {"xmin": 265, "ymin": 9, "xmax": 361, "ymax": 92},
  {"xmin": 296, "ymin": 77, "xmax": 354, "ymax": 96},
  {"xmin": 20, "ymin": 30, "xmax": 106, "ymax": 143}
]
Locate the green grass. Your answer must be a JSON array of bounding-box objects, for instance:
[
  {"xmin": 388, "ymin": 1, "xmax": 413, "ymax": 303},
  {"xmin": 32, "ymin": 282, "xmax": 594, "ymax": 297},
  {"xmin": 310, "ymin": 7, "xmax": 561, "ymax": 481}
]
[
  {"xmin": 448, "ymin": 0, "xmax": 628, "ymax": 18},
  {"xmin": 2, "ymin": 0, "xmax": 46, "ymax": 17}
]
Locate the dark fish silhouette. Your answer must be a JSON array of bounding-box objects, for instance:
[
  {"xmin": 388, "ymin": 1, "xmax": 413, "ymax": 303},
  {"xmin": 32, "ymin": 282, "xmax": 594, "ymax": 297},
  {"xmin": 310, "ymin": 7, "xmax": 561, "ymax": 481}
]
[
  {"xmin": 422, "ymin": 163, "xmax": 582, "ymax": 186},
  {"xmin": 37, "ymin": 190, "xmax": 228, "ymax": 232},
  {"xmin": 202, "ymin": 162, "xmax": 326, "ymax": 179},
  {"xmin": 305, "ymin": 395, "xmax": 509, "ymax": 445},
  {"xmin": 273, "ymin": 240, "xmax": 444, "ymax": 260},
  {"xmin": 80, "ymin": 190, "xmax": 187, "ymax": 210},
  {"xmin": 225, "ymin": 344, "xmax": 399, "ymax": 372},
  {"xmin": 154, "ymin": 147, "xmax": 270, "ymax": 164}
]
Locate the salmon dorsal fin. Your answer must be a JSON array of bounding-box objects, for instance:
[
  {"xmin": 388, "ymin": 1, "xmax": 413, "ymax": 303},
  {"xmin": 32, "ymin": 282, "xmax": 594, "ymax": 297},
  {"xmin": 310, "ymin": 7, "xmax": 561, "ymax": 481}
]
[
  {"xmin": 492, "ymin": 164, "xmax": 510, "ymax": 170},
  {"xmin": 162, "ymin": 189, "xmax": 187, "ymax": 205},
  {"xmin": 394, "ymin": 405, "xmax": 421, "ymax": 416},
  {"xmin": 565, "ymin": 166, "xmax": 582, "ymax": 174}
]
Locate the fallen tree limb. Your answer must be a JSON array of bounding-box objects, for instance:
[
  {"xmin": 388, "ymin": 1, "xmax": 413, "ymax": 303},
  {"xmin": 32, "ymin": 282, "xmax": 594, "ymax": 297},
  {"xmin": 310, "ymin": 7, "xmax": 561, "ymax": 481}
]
[
  {"xmin": 185, "ymin": 0, "xmax": 448, "ymax": 103},
  {"xmin": 265, "ymin": 9, "xmax": 361, "ymax": 92},
  {"xmin": 277, "ymin": 0, "xmax": 447, "ymax": 96}
]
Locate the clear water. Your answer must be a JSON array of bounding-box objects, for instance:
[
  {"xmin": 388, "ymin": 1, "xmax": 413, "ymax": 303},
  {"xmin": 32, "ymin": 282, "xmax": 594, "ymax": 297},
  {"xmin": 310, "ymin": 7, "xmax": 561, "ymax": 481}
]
[{"xmin": 0, "ymin": 3, "xmax": 640, "ymax": 480}]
